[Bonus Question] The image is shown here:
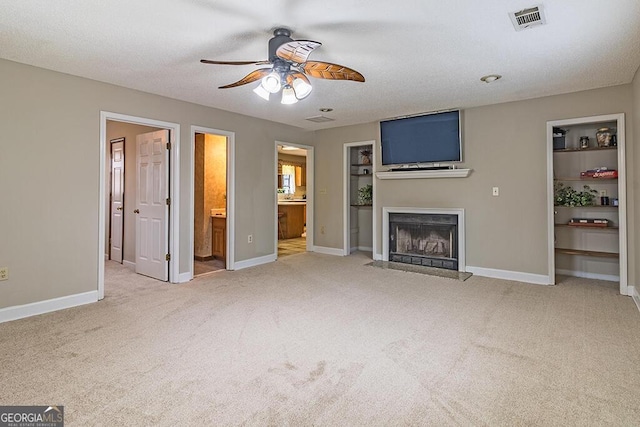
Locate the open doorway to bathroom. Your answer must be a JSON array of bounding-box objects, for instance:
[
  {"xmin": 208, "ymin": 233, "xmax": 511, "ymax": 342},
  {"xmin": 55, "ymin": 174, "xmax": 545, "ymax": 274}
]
[
  {"xmin": 277, "ymin": 143, "xmax": 313, "ymax": 258},
  {"xmin": 193, "ymin": 132, "xmax": 228, "ymax": 276}
]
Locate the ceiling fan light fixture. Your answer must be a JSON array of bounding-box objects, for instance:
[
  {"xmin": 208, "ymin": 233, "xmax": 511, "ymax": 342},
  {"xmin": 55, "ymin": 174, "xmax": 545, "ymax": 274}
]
[
  {"xmin": 261, "ymin": 72, "xmax": 281, "ymax": 93},
  {"xmin": 253, "ymin": 84, "xmax": 270, "ymax": 101},
  {"xmin": 281, "ymin": 86, "xmax": 298, "ymax": 104},
  {"xmin": 292, "ymin": 76, "xmax": 312, "ymax": 99}
]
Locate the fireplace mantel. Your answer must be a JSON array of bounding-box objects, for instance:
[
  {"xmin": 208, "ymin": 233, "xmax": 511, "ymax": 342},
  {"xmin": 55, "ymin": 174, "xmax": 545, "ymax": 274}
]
[{"xmin": 375, "ymin": 168, "xmax": 471, "ymax": 179}]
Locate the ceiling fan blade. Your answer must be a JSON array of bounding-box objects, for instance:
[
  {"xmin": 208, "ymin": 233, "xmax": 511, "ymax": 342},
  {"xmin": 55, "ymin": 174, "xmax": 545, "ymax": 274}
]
[
  {"xmin": 218, "ymin": 68, "xmax": 272, "ymax": 89},
  {"xmin": 276, "ymin": 40, "xmax": 322, "ymax": 64},
  {"xmin": 201, "ymin": 59, "xmax": 270, "ymax": 66},
  {"xmin": 302, "ymin": 61, "xmax": 365, "ymax": 82}
]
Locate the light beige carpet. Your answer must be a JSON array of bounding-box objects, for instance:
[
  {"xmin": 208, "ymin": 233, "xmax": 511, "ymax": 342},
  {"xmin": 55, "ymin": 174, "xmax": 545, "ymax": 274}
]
[{"xmin": 1, "ymin": 252, "xmax": 639, "ymax": 425}]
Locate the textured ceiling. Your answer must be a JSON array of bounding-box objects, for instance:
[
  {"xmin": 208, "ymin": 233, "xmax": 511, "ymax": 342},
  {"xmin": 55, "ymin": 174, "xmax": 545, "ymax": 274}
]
[{"xmin": 1, "ymin": 0, "xmax": 639, "ymax": 130}]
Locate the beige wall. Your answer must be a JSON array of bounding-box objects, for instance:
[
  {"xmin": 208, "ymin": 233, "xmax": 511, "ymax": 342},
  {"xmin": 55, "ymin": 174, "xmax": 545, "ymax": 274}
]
[
  {"xmin": 105, "ymin": 121, "xmax": 161, "ymax": 263},
  {"xmin": 0, "ymin": 58, "xmax": 311, "ymax": 309},
  {"xmin": 311, "ymin": 86, "xmax": 636, "ymax": 283}
]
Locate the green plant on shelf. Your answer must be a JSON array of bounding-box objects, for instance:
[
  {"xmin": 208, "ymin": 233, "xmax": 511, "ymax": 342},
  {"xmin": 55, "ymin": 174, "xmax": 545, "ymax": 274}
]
[
  {"xmin": 554, "ymin": 182, "xmax": 597, "ymax": 206},
  {"xmin": 357, "ymin": 184, "xmax": 372, "ymax": 205}
]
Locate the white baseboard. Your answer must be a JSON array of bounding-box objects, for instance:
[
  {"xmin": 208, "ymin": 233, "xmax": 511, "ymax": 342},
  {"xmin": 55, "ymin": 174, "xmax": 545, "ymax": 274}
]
[
  {"xmin": 0, "ymin": 291, "xmax": 99, "ymax": 324},
  {"xmin": 374, "ymin": 253, "xmax": 383, "ymax": 261},
  {"xmin": 104, "ymin": 253, "xmax": 108, "ymax": 260},
  {"xmin": 123, "ymin": 260, "xmax": 135, "ymax": 270},
  {"xmin": 555, "ymin": 269, "xmax": 619, "ymax": 283},
  {"xmin": 234, "ymin": 253, "xmax": 277, "ymax": 270},
  {"xmin": 630, "ymin": 286, "xmax": 640, "ymax": 312},
  {"xmin": 358, "ymin": 246, "xmax": 373, "ymax": 252},
  {"xmin": 313, "ymin": 246, "xmax": 345, "ymax": 256},
  {"xmin": 466, "ymin": 266, "xmax": 551, "ymax": 285},
  {"xmin": 176, "ymin": 272, "xmax": 192, "ymax": 283}
]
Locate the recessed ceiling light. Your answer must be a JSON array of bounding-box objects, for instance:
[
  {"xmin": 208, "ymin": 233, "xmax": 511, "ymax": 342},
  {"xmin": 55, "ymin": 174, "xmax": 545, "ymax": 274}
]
[
  {"xmin": 480, "ymin": 74, "xmax": 502, "ymax": 83},
  {"xmin": 319, "ymin": 108, "xmax": 333, "ymax": 112}
]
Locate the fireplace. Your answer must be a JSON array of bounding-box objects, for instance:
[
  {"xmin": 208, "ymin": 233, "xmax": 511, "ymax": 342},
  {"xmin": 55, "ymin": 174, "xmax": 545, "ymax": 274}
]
[{"xmin": 383, "ymin": 208, "xmax": 465, "ymax": 271}]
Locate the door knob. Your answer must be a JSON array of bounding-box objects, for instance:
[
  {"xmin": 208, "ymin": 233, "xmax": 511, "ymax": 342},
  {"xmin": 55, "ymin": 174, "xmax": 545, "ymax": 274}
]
[
  {"xmin": 116, "ymin": 206, "xmax": 123, "ymax": 211},
  {"xmin": 134, "ymin": 209, "xmax": 140, "ymax": 214}
]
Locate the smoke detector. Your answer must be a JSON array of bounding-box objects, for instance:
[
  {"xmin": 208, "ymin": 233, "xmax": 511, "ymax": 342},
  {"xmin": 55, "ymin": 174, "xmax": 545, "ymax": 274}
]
[{"xmin": 509, "ymin": 5, "xmax": 547, "ymax": 31}]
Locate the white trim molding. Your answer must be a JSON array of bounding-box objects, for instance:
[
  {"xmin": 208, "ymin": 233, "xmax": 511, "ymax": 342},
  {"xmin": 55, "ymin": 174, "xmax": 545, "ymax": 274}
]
[
  {"xmin": 313, "ymin": 246, "xmax": 345, "ymax": 256},
  {"xmin": 467, "ymin": 266, "xmax": 551, "ymax": 285},
  {"xmin": 233, "ymin": 253, "xmax": 277, "ymax": 270},
  {"xmin": 555, "ymin": 269, "xmax": 619, "ymax": 283},
  {"xmin": 382, "ymin": 207, "xmax": 466, "ymax": 272},
  {"xmin": 630, "ymin": 287, "xmax": 639, "ymax": 312},
  {"xmin": 177, "ymin": 272, "xmax": 192, "ymax": 283},
  {"xmin": 0, "ymin": 291, "xmax": 98, "ymax": 324},
  {"xmin": 376, "ymin": 168, "xmax": 471, "ymax": 179}
]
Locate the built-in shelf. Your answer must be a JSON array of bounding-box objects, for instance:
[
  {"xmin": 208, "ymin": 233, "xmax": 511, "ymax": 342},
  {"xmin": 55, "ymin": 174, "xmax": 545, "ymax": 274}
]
[
  {"xmin": 376, "ymin": 168, "xmax": 471, "ymax": 179},
  {"xmin": 554, "ymin": 177, "xmax": 617, "ymax": 181},
  {"xmin": 555, "ymin": 205, "xmax": 617, "ymax": 209},
  {"xmin": 553, "ymin": 146, "xmax": 617, "ymax": 153},
  {"xmin": 555, "ymin": 248, "xmax": 619, "ymax": 258},
  {"xmin": 555, "ymin": 224, "xmax": 618, "ymax": 230}
]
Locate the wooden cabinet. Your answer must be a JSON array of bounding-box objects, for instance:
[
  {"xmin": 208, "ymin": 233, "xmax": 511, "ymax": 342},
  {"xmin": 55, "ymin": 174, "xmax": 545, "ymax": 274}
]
[
  {"xmin": 548, "ymin": 113, "xmax": 627, "ymax": 293},
  {"xmin": 278, "ymin": 204, "xmax": 305, "ymax": 239},
  {"xmin": 212, "ymin": 217, "xmax": 226, "ymax": 262}
]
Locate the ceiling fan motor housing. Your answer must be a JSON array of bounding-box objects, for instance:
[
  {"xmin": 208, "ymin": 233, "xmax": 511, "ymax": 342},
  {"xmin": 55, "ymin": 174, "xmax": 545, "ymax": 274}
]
[{"xmin": 268, "ymin": 28, "xmax": 293, "ymax": 62}]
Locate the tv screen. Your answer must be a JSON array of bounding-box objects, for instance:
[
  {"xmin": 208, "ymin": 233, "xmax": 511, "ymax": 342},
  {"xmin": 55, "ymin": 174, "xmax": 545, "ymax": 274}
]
[{"xmin": 380, "ymin": 110, "xmax": 462, "ymax": 166}]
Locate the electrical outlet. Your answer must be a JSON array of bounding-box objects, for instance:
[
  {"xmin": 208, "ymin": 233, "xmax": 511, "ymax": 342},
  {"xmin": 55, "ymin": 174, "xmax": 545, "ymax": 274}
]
[
  {"xmin": 492, "ymin": 187, "xmax": 499, "ymax": 196},
  {"xmin": 0, "ymin": 267, "xmax": 8, "ymax": 281},
  {"xmin": 320, "ymin": 226, "xmax": 326, "ymax": 234},
  {"xmin": 248, "ymin": 235, "xmax": 253, "ymax": 244}
]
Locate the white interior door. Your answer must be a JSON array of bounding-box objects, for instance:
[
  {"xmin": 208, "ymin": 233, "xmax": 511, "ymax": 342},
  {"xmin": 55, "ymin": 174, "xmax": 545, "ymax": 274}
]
[
  {"xmin": 135, "ymin": 130, "xmax": 169, "ymax": 280},
  {"xmin": 110, "ymin": 138, "xmax": 125, "ymax": 263}
]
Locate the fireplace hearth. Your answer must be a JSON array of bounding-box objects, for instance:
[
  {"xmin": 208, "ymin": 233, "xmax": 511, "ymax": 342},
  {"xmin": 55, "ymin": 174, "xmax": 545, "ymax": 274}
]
[{"xmin": 383, "ymin": 208, "xmax": 465, "ymax": 272}]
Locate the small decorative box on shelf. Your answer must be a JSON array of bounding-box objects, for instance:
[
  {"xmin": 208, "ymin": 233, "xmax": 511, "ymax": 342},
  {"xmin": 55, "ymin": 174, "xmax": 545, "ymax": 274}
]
[
  {"xmin": 568, "ymin": 218, "xmax": 609, "ymax": 227},
  {"xmin": 580, "ymin": 168, "xmax": 618, "ymax": 179}
]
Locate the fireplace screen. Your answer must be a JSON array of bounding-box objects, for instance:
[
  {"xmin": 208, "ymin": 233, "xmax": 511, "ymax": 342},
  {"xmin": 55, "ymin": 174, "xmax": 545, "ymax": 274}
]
[{"xmin": 389, "ymin": 213, "xmax": 458, "ymax": 270}]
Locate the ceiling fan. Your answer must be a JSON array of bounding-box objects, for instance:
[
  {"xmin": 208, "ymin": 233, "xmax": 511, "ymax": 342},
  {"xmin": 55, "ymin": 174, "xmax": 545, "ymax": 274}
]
[{"xmin": 200, "ymin": 28, "xmax": 365, "ymax": 104}]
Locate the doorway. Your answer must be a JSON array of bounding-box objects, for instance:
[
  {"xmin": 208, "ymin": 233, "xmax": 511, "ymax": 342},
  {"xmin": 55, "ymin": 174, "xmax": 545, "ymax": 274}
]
[
  {"xmin": 276, "ymin": 142, "xmax": 314, "ymax": 258},
  {"xmin": 189, "ymin": 126, "xmax": 236, "ymax": 279},
  {"xmin": 99, "ymin": 112, "xmax": 181, "ymax": 300},
  {"xmin": 193, "ymin": 132, "xmax": 228, "ymax": 276}
]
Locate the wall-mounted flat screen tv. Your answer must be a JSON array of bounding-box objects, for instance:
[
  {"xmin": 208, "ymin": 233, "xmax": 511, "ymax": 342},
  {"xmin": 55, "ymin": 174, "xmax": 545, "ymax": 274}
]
[{"xmin": 380, "ymin": 110, "xmax": 462, "ymax": 166}]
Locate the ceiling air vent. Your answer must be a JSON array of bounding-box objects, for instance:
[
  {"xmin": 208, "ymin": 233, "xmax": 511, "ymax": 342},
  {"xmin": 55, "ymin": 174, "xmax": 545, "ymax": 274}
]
[
  {"xmin": 305, "ymin": 115, "xmax": 335, "ymax": 123},
  {"xmin": 509, "ymin": 5, "xmax": 546, "ymax": 31}
]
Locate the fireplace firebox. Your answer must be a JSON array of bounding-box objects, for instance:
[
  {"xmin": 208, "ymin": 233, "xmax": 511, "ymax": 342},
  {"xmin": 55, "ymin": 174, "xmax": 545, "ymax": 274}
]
[{"xmin": 388, "ymin": 213, "xmax": 459, "ymax": 270}]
